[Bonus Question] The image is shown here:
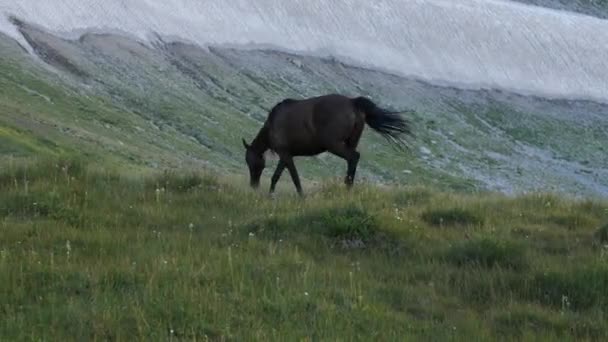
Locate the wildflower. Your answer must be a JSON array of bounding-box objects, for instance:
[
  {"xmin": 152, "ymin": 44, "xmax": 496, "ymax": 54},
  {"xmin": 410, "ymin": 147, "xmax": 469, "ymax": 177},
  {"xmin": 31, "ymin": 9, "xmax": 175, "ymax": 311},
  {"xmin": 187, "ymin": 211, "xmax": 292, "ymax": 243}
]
[
  {"xmin": 304, "ymin": 292, "xmax": 309, "ymax": 296},
  {"xmin": 155, "ymin": 188, "xmax": 161, "ymax": 203},
  {"xmin": 394, "ymin": 208, "xmax": 403, "ymax": 221},
  {"xmin": 561, "ymin": 295, "xmax": 571, "ymax": 313}
]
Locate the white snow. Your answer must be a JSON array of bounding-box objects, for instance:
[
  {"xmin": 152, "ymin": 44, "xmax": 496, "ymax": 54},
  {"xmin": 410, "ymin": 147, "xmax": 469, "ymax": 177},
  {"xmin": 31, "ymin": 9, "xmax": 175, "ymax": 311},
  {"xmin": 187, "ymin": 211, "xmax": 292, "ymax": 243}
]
[{"xmin": 2, "ymin": 0, "xmax": 608, "ymax": 102}]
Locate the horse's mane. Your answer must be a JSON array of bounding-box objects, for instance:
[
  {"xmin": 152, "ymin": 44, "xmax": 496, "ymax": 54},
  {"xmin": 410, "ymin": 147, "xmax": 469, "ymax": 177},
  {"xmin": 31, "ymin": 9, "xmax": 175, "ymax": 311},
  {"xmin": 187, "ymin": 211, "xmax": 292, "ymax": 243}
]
[
  {"xmin": 250, "ymin": 98, "xmax": 299, "ymax": 155},
  {"xmin": 266, "ymin": 98, "xmax": 298, "ymax": 124}
]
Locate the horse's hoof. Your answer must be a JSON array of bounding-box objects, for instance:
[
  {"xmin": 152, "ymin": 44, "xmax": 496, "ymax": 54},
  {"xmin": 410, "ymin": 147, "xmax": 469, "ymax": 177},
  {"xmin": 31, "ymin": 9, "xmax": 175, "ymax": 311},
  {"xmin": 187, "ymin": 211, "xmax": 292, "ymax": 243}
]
[{"xmin": 344, "ymin": 176, "xmax": 354, "ymax": 187}]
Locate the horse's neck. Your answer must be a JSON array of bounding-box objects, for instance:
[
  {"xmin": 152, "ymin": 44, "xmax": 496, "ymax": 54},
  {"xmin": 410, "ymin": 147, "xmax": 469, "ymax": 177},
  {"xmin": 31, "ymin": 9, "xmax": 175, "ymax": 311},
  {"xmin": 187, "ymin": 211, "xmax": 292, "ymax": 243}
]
[{"xmin": 251, "ymin": 126, "xmax": 270, "ymax": 153}]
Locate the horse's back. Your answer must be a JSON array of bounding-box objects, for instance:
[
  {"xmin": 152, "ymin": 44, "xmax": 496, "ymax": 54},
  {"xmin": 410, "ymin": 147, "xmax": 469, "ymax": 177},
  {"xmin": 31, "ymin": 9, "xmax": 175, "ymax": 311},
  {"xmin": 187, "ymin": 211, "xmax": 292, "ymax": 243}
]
[
  {"xmin": 267, "ymin": 98, "xmax": 319, "ymax": 154},
  {"xmin": 268, "ymin": 94, "xmax": 363, "ymax": 155},
  {"xmin": 311, "ymin": 94, "xmax": 364, "ymax": 138}
]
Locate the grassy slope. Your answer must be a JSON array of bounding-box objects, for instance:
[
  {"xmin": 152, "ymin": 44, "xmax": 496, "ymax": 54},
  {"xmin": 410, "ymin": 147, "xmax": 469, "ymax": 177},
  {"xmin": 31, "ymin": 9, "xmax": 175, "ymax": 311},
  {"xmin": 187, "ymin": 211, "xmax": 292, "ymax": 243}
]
[
  {"xmin": 1, "ymin": 158, "xmax": 607, "ymax": 340},
  {"xmin": 0, "ymin": 30, "xmax": 477, "ymax": 192},
  {"xmin": 3, "ymin": 20, "xmax": 608, "ymax": 197},
  {"xmin": 0, "ymin": 35, "xmax": 217, "ymax": 172}
]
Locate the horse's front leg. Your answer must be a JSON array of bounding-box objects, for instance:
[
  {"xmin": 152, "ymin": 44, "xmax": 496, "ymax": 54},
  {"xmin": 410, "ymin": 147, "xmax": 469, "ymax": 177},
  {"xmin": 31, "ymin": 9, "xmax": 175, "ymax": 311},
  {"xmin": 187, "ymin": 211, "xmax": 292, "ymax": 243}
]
[
  {"xmin": 281, "ymin": 155, "xmax": 303, "ymax": 196},
  {"xmin": 269, "ymin": 160, "xmax": 286, "ymax": 194}
]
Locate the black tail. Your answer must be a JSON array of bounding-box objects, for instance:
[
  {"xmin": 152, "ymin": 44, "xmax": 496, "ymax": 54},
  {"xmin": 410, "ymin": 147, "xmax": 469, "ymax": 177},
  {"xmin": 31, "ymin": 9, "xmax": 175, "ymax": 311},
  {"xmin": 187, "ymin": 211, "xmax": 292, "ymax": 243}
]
[{"xmin": 351, "ymin": 96, "xmax": 413, "ymax": 150}]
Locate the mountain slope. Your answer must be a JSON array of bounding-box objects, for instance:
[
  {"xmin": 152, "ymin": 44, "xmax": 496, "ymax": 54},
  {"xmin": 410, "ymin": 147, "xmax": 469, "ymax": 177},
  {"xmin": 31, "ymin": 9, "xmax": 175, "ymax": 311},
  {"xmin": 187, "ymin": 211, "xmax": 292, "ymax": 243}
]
[
  {"xmin": 513, "ymin": 0, "xmax": 608, "ymax": 19},
  {"xmin": 2, "ymin": 0, "xmax": 608, "ymax": 102},
  {"xmin": 1, "ymin": 20, "xmax": 608, "ymax": 197}
]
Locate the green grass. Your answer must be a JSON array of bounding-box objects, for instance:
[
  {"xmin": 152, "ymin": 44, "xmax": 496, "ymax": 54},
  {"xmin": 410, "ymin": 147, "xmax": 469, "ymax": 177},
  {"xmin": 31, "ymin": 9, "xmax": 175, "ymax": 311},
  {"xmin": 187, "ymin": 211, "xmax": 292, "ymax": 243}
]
[
  {"xmin": 2, "ymin": 27, "xmax": 608, "ymax": 339},
  {"xmin": 1, "ymin": 157, "xmax": 607, "ymax": 340}
]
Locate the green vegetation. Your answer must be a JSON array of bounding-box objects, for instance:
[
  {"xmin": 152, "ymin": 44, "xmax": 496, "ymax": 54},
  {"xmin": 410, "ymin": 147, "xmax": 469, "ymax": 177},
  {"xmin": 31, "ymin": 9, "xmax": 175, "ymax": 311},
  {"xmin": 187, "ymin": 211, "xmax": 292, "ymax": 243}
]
[
  {"xmin": 421, "ymin": 207, "xmax": 484, "ymax": 227},
  {"xmin": 1, "ymin": 158, "xmax": 607, "ymax": 340},
  {"xmin": 444, "ymin": 238, "xmax": 527, "ymax": 270},
  {"xmin": 0, "ymin": 33, "xmax": 481, "ymax": 193},
  {"xmin": 2, "ymin": 29, "xmax": 608, "ymax": 198},
  {"xmin": 2, "ymin": 25, "xmax": 608, "ymax": 340}
]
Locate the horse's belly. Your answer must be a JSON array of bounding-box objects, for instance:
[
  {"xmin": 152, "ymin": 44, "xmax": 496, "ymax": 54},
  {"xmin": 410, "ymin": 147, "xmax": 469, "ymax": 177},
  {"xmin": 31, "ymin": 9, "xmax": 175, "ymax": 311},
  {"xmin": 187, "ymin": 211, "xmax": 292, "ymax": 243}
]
[
  {"xmin": 280, "ymin": 135, "xmax": 322, "ymax": 154},
  {"xmin": 292, "ymin": 145, "xmax": 326, "ymax": 156}
]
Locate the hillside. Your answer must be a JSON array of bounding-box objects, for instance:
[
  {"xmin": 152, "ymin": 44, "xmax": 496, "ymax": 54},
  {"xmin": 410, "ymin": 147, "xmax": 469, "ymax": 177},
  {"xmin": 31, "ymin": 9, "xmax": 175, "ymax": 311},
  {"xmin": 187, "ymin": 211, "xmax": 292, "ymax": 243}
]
[
  {"xmin": 2, "ymin": 4, "xmax": 608, "ymax": 340},
  {"xmin": 1, "ymin": 21, "xmax": 607, "ymax": 197},
  {"xmin": 513, "ymin": 0, "xmax": 608, "ymax": 18},
  {"xmin": 1, "ymin": 158, "xmax": 607, "ymax": 340}
]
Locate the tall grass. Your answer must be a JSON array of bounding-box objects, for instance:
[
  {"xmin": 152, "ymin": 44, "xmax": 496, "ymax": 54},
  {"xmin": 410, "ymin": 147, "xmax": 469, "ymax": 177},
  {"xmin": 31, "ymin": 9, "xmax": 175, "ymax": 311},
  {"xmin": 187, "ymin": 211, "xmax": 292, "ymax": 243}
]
[{"xmin": 1, "ymin": 158, "xmax": 607, "ymax": 340}]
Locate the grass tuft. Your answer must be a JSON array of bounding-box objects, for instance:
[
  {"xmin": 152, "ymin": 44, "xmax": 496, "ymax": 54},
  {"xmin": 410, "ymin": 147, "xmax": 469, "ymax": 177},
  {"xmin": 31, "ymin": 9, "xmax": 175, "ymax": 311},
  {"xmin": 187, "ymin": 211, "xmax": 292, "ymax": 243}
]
[
  {"xmin": 307, "ymin": 205, "xmax": 378, "ymax": 242},
  {"xmin": 147, "ymin": 170, "xmax": 219, "ymax": 193},
  {"xmin": 596, "ymin": 223, "xmax": 608, "ymax": 243},
  {"xmin": 421, "ymin": 207, "xmax": 484, "ymax": 227},
  {"xmin": 445, "ymin": 238, "xmax": 527, "ymax": 270},
  {"xmin": 526, "ymin": 264, "xmax": 608, "ymax": 311},
  {"xmin": 491, "ymin": 305, "xmax": 604, "ymax": 339}
]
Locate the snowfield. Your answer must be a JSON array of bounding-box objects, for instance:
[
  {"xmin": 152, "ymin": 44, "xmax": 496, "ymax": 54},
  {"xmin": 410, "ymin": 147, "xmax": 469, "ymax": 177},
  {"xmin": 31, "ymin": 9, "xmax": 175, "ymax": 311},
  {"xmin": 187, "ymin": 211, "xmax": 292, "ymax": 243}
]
[{"xmin": 1, "ymin": 0, "xmax": 608, "ymax": 102}]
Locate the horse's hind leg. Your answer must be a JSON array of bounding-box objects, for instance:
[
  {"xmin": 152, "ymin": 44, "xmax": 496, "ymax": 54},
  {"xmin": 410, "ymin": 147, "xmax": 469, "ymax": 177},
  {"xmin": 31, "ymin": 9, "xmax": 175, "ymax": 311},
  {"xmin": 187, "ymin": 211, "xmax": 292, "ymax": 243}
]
[
  {"xmin": 343, "ymin": 121, "xmax": 364, "ymax": 187},
  {"xmin": 346, "ymin": 151, "xmax": 360, "ymax": 187},
  {"xmin": 328, "ymin": 143, "xmax": 360, "ymax": 188}
]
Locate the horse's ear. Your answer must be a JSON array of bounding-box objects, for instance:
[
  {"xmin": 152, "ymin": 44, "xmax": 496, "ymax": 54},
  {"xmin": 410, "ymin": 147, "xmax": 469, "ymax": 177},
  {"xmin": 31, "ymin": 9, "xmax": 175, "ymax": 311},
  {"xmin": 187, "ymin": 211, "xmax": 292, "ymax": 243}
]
[{"xmin": 242, "ymin": 138, "xmax": 250, "ymax": 149}]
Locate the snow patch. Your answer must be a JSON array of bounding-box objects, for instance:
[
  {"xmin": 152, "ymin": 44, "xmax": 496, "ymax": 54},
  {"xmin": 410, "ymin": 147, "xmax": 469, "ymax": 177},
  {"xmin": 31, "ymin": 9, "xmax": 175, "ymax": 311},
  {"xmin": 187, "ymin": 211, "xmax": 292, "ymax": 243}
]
[{"xmin": 1, "ymin": 0, "xmax": 608, "ymax": 102}]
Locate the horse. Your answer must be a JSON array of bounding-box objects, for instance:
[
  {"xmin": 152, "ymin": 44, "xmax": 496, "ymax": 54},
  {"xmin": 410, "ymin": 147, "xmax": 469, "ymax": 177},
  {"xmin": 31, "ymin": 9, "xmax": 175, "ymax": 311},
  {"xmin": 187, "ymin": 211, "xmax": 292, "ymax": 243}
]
[{"xmin": 242, "ymin": 94, "xmax": 413, "ymax": 196}]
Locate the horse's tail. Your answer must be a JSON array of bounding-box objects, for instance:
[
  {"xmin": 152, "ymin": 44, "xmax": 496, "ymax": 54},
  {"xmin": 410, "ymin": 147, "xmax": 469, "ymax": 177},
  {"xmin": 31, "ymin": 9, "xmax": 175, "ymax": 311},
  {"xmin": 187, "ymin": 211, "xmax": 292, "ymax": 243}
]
[{"xmin": 351, "ymin": 96, "xmax": 413, "ymax": 150}]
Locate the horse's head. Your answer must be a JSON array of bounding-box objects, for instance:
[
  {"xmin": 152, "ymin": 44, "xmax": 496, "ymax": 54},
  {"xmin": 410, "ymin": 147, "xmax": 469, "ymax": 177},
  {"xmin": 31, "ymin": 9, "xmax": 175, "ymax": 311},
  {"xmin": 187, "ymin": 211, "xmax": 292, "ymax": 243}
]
[{"xmin": 242, "ymin": 138, "xmax": 265, "ymax": 188}]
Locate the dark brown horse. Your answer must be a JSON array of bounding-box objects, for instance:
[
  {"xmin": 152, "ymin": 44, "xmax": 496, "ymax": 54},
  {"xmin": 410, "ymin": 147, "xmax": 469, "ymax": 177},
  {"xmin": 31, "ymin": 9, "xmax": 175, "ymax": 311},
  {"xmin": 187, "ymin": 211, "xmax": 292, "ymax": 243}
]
[{"xmin": 242, "ymin": 94, "xmax": 412, "ymax": 196}]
